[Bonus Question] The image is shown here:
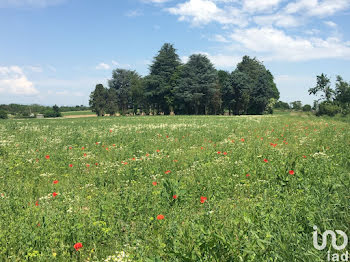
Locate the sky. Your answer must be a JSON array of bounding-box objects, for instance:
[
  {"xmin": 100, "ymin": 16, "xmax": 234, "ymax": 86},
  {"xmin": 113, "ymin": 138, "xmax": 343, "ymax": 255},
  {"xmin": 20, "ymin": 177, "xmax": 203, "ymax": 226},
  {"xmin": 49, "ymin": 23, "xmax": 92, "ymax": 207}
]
[{"xmin": 0, "ymin": 0, "xmax": 350, "ymax": 106}]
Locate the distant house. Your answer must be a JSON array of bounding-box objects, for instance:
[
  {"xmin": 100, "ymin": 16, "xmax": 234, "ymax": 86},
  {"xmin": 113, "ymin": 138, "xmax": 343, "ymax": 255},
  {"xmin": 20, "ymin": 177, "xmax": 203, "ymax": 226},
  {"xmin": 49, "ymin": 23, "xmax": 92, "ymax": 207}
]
[{"xmin": 36, "ymin": 114, "xmax": 44, "ymax": 119}]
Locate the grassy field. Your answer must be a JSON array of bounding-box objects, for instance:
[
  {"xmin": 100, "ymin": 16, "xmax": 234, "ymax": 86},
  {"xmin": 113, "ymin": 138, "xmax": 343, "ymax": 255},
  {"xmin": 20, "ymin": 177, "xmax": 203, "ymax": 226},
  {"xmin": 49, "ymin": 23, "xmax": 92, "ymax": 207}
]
[
  {"xmin": 61, "ymin": 110, "xmax": 94, "ymax": 116},
  {"xmin": 0, "ymin": 115, "xmax": 349, "ymax": 261}
]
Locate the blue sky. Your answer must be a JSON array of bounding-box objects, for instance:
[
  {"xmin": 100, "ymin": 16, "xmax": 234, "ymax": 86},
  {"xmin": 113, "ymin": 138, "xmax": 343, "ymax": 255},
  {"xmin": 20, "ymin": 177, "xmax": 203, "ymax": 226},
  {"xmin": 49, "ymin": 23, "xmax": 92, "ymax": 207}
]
[{"xmin": 0, "ymin": 0, "xmax": 350, "ymax": 106}]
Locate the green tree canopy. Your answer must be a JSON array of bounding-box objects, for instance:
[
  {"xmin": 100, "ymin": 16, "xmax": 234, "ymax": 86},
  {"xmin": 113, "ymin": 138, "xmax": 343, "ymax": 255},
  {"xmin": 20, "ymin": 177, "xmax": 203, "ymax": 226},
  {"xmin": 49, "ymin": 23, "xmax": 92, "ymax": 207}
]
[
  {"xmin": 174, "ymin": 54, "xmax": 217, "ymax": 115},
  {"xmin": 89, "ymin": 84, "xmax": 108, "ymax": 116}
]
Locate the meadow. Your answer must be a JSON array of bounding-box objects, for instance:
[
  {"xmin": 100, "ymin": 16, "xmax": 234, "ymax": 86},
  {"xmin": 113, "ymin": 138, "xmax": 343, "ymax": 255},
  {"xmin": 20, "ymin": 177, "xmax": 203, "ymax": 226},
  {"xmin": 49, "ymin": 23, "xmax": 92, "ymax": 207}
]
[{"xmin": 0, "ymin": 114, "xmax": 349, "ymax": 261}]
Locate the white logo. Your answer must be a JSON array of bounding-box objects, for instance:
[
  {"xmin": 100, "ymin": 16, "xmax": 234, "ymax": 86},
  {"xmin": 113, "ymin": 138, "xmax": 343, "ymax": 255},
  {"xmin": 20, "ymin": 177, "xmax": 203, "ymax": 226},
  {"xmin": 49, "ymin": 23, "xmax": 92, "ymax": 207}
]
[{"xmin": 313, "ymin": 225, "xmax": 348, "ymax": 251}]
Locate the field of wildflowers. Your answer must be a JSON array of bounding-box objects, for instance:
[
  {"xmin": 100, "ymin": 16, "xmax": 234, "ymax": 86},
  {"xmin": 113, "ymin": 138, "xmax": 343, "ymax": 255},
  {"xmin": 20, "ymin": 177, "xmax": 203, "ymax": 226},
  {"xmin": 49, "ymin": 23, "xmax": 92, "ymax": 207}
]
[{"xmin": 0, "ymin": 115, "xmax": 349, "ymax": 261}]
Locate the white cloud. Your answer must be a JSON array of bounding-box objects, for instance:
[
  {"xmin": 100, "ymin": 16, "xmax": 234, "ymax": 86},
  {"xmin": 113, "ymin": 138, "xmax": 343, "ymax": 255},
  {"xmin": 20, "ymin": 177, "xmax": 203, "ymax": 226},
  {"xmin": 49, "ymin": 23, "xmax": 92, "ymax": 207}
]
[
  {"xmin": 95, "ymin": 62, "xmax": 110, "ymax": 70},
  {"xmin": 230, "ymin": 27, "xmax": 350, "ymax": 61},
  {"xmin": 285, "ymin": 0, "xmax": 350, "ymax": 17},
  {"xmin": 0, "ymin": 66, "xmax": 39, "ymax": 95},
  {"xmin": 212, "ymin": 34, "xmax": 230, "ymax": 42},
  {"xmin": 254, "ymin": 13, "xmax": 302, "ymax": 27},
  {"xmin": 324, "ymin": 20, "xmax": 337, "ymax": 27},
  {"xmin": 167, "ymin": 0, "xmax": 248, "ymax": 27},
  {"xmin": 0, "ymin": 0, "xmax": 66, "ymax": 8},
  {"xmin": 243, "ymin": 0, "xmax": 283, "ymax": 12}
]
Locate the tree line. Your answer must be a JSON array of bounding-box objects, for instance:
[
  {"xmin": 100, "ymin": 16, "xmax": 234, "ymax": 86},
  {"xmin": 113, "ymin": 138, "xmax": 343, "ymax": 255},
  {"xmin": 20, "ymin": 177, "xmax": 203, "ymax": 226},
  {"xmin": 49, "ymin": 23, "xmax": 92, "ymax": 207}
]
[
  {"xmin": 89, "ymin": 43, "xmax": 280, "ymax": 116},
  {"xmin": 0, "ymin": 104, "xmax": 89, "ymax": 119}
]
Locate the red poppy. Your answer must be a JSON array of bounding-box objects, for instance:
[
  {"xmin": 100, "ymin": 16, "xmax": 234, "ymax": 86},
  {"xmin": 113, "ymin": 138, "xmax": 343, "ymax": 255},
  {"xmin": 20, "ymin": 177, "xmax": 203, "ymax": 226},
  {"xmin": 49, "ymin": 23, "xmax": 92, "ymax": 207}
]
[
  {"xmin": 223, "ymin": 152, "xmax": 227, "ymax": 155},
  {"xmin": 156, "ymin": 214, "xmax": 164, "ymax": 220},
  {"xmin": 146, "ymin": 153, "xmax": 150, "ymax": 157},
  {"xmin": 69, "ymin": 147, "xmax": 72, "ymax": 150},
  {"xmin": 53, "ymin": 180, "xmax": 59, "ymax": 184},
  {"xmin": 173, "ymin": 195, "xmax": 178, "ymax": 199},
  {"xmin": 74, "ymin": 242, "xmax": 83, "ymax": 251},
  {"xmin": 109, "ymin": 129, "xmax": 112, "ymax": 133},
  {"xmin": 69, "ymin": 164, "xmax": 73, "ymax": 167},
  {"xmin": 113, "ymin": 144, "xmax": 116, "ymax": 147},
  {"xmin": 241, "ymin": 138, "xmax": 245, "ymax": 142},
  {"xmin": 165, "ymin": 170, "xmax": 171, "ymax": 174},
  {"xmin": 200, "ymin": 146, "xmax": 204, "ymax": 150},
  {"xmin": 289, "ymin": 170, "xmax": 295, "ymax": 175},
  {"xmin": 152, "ymin": 181, "xmax": 157, "ymax": 186},
  {"xmin": 95, "ymin": 142, "xmax": 99, "ymax": 145},
  {"xmin": 95, "ymin": 163, "xmax": 98, "ymax": 166},
  {"xmin": 200, "ymin": 196, "xmax": 207, "ymax": 204},
  {"xmin": 45, "ymin": 155, "xmax": 50, "ymax": 160},
  {"xmin": 132, "ymin": 157, "xmax": 136, "ymax": 161},
  {"xmin": 86, "ymin": 164, "xmax": 90, "ymax": 167},
  {"xmin": 303, "ymin": 155, "xmax": 307, "ymax": 158},
  {"xmin": 173, "ymin": 159, "xmax": 178, "ymax": 162},
  {"xmin": 81, "ymin": 147, "xmax": 85, "ymax": 150},
  {"xmin": 156, "ymin": 149, "xmax": 160, "ymax": 153},
  {"xmin": 83, "ymin": 153, "xmax": 87, "ymax": 157},
  {"xmin": 35, "ymin": 201, "xmax": 39, "ymax": 206},
  {"xmin": 246, "ymin": 174, "xmax": 250, "ymax": 177},
  {"xmin": 217, "ymin": 151, "xmax": 221, "ymax": 154},
  {"xmin": 263, "ymin": 159, "xmax": 268, "ymax": 163},
  {"xmin": 52, "ymin": 192, "xmax": 58, "ymax": 197}
]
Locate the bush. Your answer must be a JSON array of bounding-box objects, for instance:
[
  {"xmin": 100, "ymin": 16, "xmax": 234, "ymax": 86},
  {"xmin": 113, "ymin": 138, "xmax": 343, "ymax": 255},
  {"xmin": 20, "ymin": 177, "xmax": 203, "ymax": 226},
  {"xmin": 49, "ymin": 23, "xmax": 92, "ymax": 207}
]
[
  {"xmin": 43, "ymin": 110, "xmax": 62, "ymax": 118},
  {"xmin": 302, "ymin": 104, "xmax": 312, "ymax": 112},
  {"xmin": 0, "ymin": 110, "xmax": 8, "ymax": 119},
  {"xmin": 317, "ymin": 102, "xmax": 341, "ymax": 116}
]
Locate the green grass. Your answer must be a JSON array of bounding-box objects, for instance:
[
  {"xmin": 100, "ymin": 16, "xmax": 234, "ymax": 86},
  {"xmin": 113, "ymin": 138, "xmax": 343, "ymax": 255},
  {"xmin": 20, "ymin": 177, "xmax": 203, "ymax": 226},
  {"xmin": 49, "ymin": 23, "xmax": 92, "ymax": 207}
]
[
  {"xmin": 0, "ymin": 115, "xmax": 349, "ymax": 261},
  {"xmin": 61, "ymin": 110, "xmax": 94, "ymax": 116}
]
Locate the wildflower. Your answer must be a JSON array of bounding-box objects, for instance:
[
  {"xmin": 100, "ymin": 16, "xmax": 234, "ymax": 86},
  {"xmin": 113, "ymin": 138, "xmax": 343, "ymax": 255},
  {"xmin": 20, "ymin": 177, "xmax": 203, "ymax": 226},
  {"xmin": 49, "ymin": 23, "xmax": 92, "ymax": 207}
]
[
  {"xmin": 241, "ymin": 138, "xmax": 245, "ymax": 142},
  {"xmin": 53, "ymin": 180, "xmax": 59, "ymax": 184},
  {"xmin": 263, "ymin": 159, "xmax": 268, "ymax": 163},
  {"xmin": 74, "ymin": 242, "xmax": 83, "ymax": 251},
  {"xmin": 81, "ymin": 147, "xmax": 85, "ymax": 150},
  {"xmin": 303, "ymin": 155, "xmax": 307, "ymax": 158},
  {"xmin": 84, "ymin": 153, "xmax": 87, "ymax": 157},
  {"xmin": 45, "ymin": 155, "xmax": 50, "ymax": 160},
  {"xmin": 165, "ymin": 170, "xmax": 171, "ymax": 174},
  {"xmin": 200, "ymin": 196, "xmax": 207, "ymax": 204},
  {"xmin": 52, "ymin": 192, "xmax": 58, "ymax": 197},
  {"xmin": 113, "ymin": 144, "xmax": 116, "ymax": 147},
  {"xmin": 173, "ymin": 195, "xmax": 178, "ymax": 199},
  {"xmin": 69, "ymin": 164, "xmax": 73, "ymax": 167},
  {"xmin": 69, "ymin": 147, "xmax": 72, "ymax": 149},
  {"xmin": 86, "ymin": 164, "xmax": 90, "ymax": 167},
  {"xmin": 156, "ymin": 214, "xmax": 164, "ymax": 220},
  {"xmin": 95, "ymin": 163, "xmax": 98, "ymax": 166},
  {"xmin": 246, "ymin": 174, "xmax": 250, "ymax": 177},
  {"xmin": 223, "ymin": 152, "xmax": 227, "ymax": 155},
  {"xmin": 156, "ymin": 149, "xmax": 160, "ymax": 153},
  {"xmin": 289, "ymin": 170, "xmax": 295, "ymax": 175},
  {"xmin": 35, "ymin": 201, "xmax": 39, "ymax": 206},
  {"xmin": 152, "ymin": 182, "xmax": 157, "ymax": 186},
  {"xmin": 217, "ymin": 151, "xmax": 221, "ymax": 154}
]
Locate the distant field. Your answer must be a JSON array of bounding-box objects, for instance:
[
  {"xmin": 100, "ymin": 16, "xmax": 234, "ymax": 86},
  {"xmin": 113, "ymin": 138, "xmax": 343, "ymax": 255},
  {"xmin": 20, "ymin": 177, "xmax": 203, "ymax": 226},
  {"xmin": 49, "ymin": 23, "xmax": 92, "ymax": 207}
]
[
  {"xmin": 0, "ymin": 115, "xmax": 349, "ymax": 261},
  {"xmin": 61, "ymin": 110, "xmax": 94, "ymax": 116}
]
